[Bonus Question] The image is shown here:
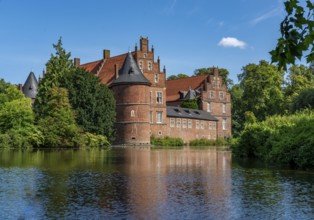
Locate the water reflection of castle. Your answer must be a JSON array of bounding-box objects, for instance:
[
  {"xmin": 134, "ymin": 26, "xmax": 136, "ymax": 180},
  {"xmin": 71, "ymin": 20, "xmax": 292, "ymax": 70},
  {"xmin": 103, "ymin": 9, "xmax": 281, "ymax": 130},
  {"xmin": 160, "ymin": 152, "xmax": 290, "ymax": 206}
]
[{"xmin": 122, "ymin": 148, "xmax": 232, "ymax": 219}]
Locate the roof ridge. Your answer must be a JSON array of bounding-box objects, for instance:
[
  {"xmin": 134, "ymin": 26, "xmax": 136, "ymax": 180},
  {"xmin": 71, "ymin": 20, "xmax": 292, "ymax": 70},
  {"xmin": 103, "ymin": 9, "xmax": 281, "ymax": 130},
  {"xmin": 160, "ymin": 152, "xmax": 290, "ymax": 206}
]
[{"xmin": 166, "ymin": 74, "xmax": 207, "ymax": 82}]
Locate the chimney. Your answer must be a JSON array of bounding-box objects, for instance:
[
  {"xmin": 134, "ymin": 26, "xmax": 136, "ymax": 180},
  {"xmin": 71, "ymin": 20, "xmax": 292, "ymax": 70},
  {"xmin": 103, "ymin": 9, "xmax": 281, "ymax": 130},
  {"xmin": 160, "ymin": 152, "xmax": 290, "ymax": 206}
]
[
  {"xmin": 213, "ymin": 67, "xmax": 219, "ymax": 77},
  {"xmin": 74, "ymin": 58, "xmax": 80, "ymax": 67},
  {"xmin": 103, "ymin": 49, "xmax": 110, "ymax": 59},
  {"xmin": 18, "ymin": 84, "xmax": 23, "ymax": 91},
  {"xmin": 114, "ymin": 64, "xmax": 119, "ymax": 79},
  {"xmin": 140, "ymin": 36, "xmax": 149, "ymax": 52}
]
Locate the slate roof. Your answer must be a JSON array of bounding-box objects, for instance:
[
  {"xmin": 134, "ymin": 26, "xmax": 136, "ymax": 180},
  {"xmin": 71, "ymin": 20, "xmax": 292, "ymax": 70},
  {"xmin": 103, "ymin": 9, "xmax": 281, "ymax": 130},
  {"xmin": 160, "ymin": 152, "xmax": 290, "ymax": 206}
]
[
  {"xmin": 22, "ymin": 72, "xmax": 38, "ymax": 99},
  {"xmin": 166, "ymin": 75, "xmax": 207, "ymax": 102},
  {"xmin": 167, "ymin": 106, "xmax": 218, "ymax": 121},
  {"xmin": 111, "ymin": 52, "xmax": 151, "ymax": 86}
]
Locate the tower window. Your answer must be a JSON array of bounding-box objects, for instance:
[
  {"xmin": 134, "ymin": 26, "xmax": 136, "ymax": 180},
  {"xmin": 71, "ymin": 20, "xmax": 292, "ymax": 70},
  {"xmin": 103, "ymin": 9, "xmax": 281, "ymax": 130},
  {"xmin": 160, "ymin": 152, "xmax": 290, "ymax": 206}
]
[
  {"xmin": 210, "ymin": 91, "xmax": 214, "ymax": 99},
  {"xmin": 139, "ymin": 61, "xmax": 143, "ymax": 71},
  {"xmin": 207, "ymin": 102, "xmax": 211, "ymax": 112},
  {"xmin": 223, "ymin": 118, "xmax": 227, "ymax": 130},
  {"xmin": 156, "ymin": 111, "xmax": 162, "ymax": 123},
  {"xmin": 223, "ymin": 103, "xmax": 226, "ymax": 113},
  {"xmin": 156, "ymin": 92, "xmax": 162, "ymax": 104}
]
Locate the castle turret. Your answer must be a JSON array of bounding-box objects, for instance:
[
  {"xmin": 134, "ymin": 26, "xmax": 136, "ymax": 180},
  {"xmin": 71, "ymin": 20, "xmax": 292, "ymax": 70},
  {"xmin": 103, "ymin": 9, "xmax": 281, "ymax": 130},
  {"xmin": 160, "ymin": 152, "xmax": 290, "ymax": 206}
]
[
  {"xmin": 111, "ymin": 52, "xmax": 152, "ymax": 145},
  {"xmin": 22, "ymin": 71, "xmax": 38, "ymax": 104}
]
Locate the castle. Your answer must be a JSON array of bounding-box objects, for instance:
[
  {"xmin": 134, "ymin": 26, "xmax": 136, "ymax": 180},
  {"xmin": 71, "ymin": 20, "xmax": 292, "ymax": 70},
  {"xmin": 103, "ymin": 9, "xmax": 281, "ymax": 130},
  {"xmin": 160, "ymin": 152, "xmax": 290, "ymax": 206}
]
[{"xmin": 22, "ymin": 37, "xmax": 231, "ymax": 144}]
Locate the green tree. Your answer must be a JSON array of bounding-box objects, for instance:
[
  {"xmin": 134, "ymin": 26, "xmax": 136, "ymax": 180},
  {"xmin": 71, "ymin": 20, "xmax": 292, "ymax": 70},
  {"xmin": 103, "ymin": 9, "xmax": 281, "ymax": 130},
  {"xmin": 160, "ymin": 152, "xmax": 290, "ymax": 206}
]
[
  {"xmin": 0, "ymin": 80, "xmax": 42, "ymax": 148},
  {"xmin": 61, "ymin": 68, "xmax": 116, "ymax": 142},
  {"xmin": 193, "ymin": 67, "xmax": 233, "ymax": 88},
  {"xmin": 167, "ymin": 73, "xmax": 189, "ymax": 80},
  {"xmin": 290, "ymin": 88, "xmax": 314, "ymax": 112},
  {"xmin": 270, "ymin": 0, "xmax": 314, "ymax": 70},
  {"xmin": 229, "ymin": 84, "xmax": 244, "ymax": 136},
  {"xmin": 180, "ymin": 99, "xmax": 199, "ymax": 109},
  {"xmin": 238, "ymin": 60, "xmax": 284, "ymax": 121},
  {"xmin": 34, "ymin": 38, "xmax": 74, "ymax": 118},
  {"xmin": 37, "ymin": 87, "xmax": 81, "ymax": 147},
  {"xmin": 284, "ymin": 64, "xmax": 314, "ymax": 108}
]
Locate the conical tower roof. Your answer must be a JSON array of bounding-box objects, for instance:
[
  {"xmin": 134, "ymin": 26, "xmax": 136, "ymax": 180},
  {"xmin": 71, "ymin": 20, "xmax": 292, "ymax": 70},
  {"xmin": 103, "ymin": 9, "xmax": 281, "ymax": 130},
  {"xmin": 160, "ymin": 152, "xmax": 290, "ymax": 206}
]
[
  {"xmin": 111, "ymin": 52, "xmax": 151, "ymax": 86},
  {"xmin": 22, "ymin": 71, "xmax": 38, "ymax": 99},
  {"xmin": 183, "ymin": 88, "xmax": 197, "ymax": 100}
]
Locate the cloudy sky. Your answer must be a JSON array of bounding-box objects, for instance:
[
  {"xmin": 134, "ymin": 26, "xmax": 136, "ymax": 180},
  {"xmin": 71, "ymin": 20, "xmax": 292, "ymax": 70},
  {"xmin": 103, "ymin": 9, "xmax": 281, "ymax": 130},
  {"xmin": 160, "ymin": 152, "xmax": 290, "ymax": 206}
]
[{"xmin": 0, "ymin": 0, "xmax": 288, "ymax": 84}]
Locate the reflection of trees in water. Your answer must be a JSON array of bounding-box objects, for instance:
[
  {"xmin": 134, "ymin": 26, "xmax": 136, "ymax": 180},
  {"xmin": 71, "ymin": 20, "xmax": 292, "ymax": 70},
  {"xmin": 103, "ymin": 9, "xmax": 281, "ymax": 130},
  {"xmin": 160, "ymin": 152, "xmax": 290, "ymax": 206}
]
[{"xmin": 0, "ymin": 148, "xmax": 232, "ymax": 219}]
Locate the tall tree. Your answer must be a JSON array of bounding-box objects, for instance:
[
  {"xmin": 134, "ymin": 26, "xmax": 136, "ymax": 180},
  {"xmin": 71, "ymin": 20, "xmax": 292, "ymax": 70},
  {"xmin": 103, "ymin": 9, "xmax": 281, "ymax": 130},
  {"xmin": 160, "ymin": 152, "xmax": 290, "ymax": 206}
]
[
  {"xmin": 34, "ymin": 38, "xmax": 74, "ymax": 118},
  {"xmin": 0, "ymin": 80, "xmax": 42, "ymax": 148},
  {"xmin": 284, "ymin": 64, "xmax": 314, "ymax": 108},
  {"xmin": 37, "ymin": 87, "xmax": 81, "ymax": 147},
  {"xmin": 61, "ymin": 68, "xmax": 116, "ymax": 142},
  {"xmin": 270, "ymin": 0, "xmax": 314, "ymax": 69},
  {"xmin": 238, "ymin": 60, "xmax": 284, "ymax": 121}
]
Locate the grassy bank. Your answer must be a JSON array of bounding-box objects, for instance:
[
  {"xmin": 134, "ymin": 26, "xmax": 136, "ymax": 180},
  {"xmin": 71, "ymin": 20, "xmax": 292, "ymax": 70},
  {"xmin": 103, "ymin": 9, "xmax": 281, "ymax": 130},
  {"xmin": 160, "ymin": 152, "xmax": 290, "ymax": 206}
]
[
  {"xmin": 231, "ymin": 110, "xmax": 314, "ymax": 169},
  {"xmin": 189, "ymin": 138, "xmax": 228, "ymax": 148},
  {"xmin": 151, "ymin": 136, "xmax": 184, "ymax": 148}
]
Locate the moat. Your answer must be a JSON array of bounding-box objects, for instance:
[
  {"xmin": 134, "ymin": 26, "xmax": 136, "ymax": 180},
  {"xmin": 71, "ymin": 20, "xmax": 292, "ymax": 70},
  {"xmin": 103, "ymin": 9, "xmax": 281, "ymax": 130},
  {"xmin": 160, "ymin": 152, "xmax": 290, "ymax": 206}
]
[{"xmin": 1, "ymin": 148, "xmax": 314, "ymax": 219}]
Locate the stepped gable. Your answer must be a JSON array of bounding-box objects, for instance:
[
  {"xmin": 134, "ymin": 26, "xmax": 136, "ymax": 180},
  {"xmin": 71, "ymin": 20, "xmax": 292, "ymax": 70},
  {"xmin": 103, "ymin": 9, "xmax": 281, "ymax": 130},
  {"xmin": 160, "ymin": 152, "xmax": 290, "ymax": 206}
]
[
  {"xmin": 22, "ymin": 71, "xmax": 38, "ymax": 99},
  {"xmin": 111, "ymin": 52, "xmax": 151, "ymax": 86},
  {"xmin": 166, "ymin": 75, "xmax": 207, "ymax": 102}
]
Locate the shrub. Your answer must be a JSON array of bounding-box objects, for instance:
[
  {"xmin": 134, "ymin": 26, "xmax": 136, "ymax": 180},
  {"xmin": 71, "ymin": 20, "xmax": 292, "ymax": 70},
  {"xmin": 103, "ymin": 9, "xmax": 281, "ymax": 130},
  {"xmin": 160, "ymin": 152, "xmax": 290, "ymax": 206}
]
[
  {"xmin": 151, "ymin": 136, "xmax": 184, "ymax": 147},
  {"xmin": 189, "ymin": 138, "xmax": 227, "ymax": 147}
]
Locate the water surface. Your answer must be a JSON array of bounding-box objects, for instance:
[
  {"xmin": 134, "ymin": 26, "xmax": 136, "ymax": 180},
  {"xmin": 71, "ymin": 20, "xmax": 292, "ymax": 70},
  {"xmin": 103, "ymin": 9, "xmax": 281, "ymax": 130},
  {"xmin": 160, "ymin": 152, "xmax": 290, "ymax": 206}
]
[{"xmin": 0, "ymin": 148, "xmax": 313, "ymax": 219}]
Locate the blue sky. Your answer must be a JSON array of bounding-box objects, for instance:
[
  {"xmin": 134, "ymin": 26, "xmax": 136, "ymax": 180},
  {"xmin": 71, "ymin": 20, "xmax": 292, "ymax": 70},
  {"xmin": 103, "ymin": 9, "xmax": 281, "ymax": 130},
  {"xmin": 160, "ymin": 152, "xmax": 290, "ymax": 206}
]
[{"xmin": 0, "ymin": 0, "xmax": 287, "ymax": 85}]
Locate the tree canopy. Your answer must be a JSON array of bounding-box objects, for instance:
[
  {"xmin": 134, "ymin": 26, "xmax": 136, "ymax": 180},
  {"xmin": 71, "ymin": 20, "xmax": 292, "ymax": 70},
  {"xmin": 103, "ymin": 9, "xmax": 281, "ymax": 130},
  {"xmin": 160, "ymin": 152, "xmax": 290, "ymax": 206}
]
[
  {"xmin": 270, "ymin": 0, "xmax": 314, "ymax": 69},
  {"xmin": 167, "ymin": 73, "xmax": 189, "ymax": 80},
  {"xmin": 61, "ymin": 68, "xmax": 116, "ymax": 142}
]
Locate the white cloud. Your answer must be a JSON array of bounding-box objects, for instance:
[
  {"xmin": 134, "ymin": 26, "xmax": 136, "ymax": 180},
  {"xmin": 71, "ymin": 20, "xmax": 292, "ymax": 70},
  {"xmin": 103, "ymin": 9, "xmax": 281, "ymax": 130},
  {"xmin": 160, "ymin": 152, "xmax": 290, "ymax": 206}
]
[
  {"xmin": 218, "ymin": 37, "xmax": 247, "ymax": 49},
  {"xmin": 250, "ymin": 5, "xmax": 283, "ymax": 25}
]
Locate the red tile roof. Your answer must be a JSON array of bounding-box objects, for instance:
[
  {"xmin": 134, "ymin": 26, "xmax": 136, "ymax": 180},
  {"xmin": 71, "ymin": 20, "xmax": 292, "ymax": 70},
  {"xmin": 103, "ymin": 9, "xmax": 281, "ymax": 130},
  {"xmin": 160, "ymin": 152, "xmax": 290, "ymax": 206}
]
[
  {"xmin": 166, "ymin": 75, "xmax": 208, "ymax": 102},
  {"xmin": 79, "ymin": 52, "xmax": 135, "ymax": 85}
]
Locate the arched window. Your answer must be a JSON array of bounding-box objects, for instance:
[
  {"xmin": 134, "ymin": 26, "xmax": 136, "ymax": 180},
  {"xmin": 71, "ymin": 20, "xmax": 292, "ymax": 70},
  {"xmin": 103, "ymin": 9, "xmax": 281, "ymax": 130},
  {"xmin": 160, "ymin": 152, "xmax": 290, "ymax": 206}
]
[{"xmin": 131, "ymin": 110, "xmax": 135, "ymax": 117}]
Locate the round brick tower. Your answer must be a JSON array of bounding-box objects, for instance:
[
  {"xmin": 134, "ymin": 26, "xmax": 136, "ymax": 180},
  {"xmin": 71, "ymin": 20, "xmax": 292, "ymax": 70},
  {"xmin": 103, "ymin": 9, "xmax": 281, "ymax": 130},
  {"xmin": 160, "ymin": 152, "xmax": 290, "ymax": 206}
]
[{"xmin": 111, "ymin": 52, "xmax": 152, "ymax": 145}]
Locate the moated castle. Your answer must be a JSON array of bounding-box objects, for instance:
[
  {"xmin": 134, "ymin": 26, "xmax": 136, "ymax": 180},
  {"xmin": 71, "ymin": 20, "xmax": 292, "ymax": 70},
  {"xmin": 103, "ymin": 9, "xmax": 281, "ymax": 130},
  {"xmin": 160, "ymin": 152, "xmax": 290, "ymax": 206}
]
[{"xmin": 22, "ymin": 37, "xmax": 231, "ymax": 144}]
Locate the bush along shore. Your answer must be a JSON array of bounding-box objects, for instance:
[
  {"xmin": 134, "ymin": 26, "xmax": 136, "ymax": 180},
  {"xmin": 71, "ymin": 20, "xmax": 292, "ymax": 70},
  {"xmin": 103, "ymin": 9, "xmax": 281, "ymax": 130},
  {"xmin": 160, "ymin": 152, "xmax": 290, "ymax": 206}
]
[{"xmin": 231, "ymin": 110, "xmax": 314, "ymax": 170}]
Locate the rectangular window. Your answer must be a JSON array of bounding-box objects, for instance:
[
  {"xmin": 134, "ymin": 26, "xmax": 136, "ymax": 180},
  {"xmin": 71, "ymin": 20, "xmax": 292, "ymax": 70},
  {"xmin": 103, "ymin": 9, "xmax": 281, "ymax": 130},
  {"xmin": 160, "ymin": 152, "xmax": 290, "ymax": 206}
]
[
  {"xmin": 200, "ymin": 120, "xmax": 204, "ymax": 129},
  {"xmin": 170, "ymin": 118, "xmax": 175, "ymax": 127},
  {"xmin": 150, "ymin": 111, "xmax": 153, "ymax": 124},
  {"xmin": 210, "ymin": 91, "xmax": 214, "ymax": 99},
  {"xmin": 188, "ymin": 119, "xmax": 192, "ymax": 128},
  {"xmin": 207, "ymin": 102, "xmax": 211, "ymax": 112},
  {"xmin": 222, "ymin": 118, "xmax": 227, "ymax": 130},
  {"xmin": 139, "ymin": 61, "xmax": 143, "ymax": 71},
  {"xmin": 156, "ymin": 112, "xmax": 162, "ymax": 123},
  {"xmin": 196, "ymin": 120, "xmax": 199, "ymax": 129},
  {"xmin": 176, "ymin": 118, "xmax": 181, "ymax": 128},
  {"xmin": 155, "ymin": 73, "xmax": 159, "ymax": 83},
  {"xmin": 156, "ymin": 92, "xmax": 162, "ymax": 104},
  {"xmin": 223, "ymin": 103, "xmax": 226, "ymax": 113},
  {"xmin": 219, "ymin": 91, "xmax": 224, "ymax": 100},
  {"xmin": 148, "ymin": 61, "xmax": 152, "ymax": 71},
  {"xmin": 182, "ymin": 119, "xmax": 187, "ymax": 128}
]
